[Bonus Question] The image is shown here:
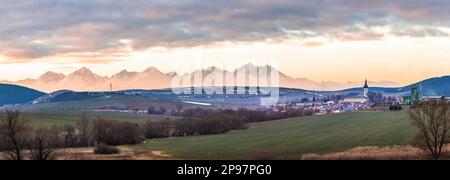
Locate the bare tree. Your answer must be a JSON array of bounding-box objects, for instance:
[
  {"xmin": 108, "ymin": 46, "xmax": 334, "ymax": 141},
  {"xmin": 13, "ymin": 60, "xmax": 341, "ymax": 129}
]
[
  {"xmin": 408, "ymin": 100, "xmax": 450, "ymax": 159},
  {"xmin": 0, "ymin": 110, "xmax": 29, "ymax": 160},
  {"xmin": 30, "ymin": 128, "xmax": 56, "ymax": 160},
  {"xmin": 62, "ymin": 125, "xmax": 77, "ymax": 147},
  {"xmin": 76, "ymin": 113, "xmax": 92, "ymax": 147}
]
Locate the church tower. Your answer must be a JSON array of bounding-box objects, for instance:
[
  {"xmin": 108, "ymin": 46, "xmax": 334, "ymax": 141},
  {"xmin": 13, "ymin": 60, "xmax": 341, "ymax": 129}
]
[{"xmin": 363, "ymin": 79, "xmax": 369, "ymax": 98}]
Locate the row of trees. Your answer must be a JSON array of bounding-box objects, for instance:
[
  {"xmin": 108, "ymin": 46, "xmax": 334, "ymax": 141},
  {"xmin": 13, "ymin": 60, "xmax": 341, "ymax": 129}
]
[
  {"xmin": 0, "ymin": 110, "xmax": 61, "ymax": 160},
  {"xmin": 146, "ymin": 104, "xmax": 315, "ymax": 121},
  {"xmin": 143, "ymin": 112, "xmax": 248, "ymax": 139},
  {"xmin": 147, "ymin": 104, "xmax": 183, "ymax": 115},
  {"xmin": 0, "ymin": 111, "xmax": 144, "ymax": 160},
  {"xmin": 0, "ymin": 109, "xmax": 252, "ymax": 160},
  {"xmin": 180, "ymin": 107, "xmax": 314, "ymax": 123},
  {"xmin": 142, "ymin": 107, "xmax": 315, "ymax": 139}
]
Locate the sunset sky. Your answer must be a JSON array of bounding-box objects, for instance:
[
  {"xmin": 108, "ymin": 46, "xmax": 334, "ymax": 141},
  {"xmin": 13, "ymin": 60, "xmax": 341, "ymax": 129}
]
[{"xmin": 1, "ymin": 0, "xmax": 450, "ymax": 85}]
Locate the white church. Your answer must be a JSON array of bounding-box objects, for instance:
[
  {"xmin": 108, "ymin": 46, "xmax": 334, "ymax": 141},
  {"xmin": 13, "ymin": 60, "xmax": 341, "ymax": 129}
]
[{"xmin": 341, "ymin": 79, "xmax": 370, "ymax": 103}]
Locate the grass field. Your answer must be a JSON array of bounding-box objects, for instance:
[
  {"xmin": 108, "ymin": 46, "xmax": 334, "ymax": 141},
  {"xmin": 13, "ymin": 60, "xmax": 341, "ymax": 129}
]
[
  {"xmin": 17, "ymin": 111, "xmax": 172, "ymax": 128},
  {"xmin": 2, "ymin": 94, "xmax": 196, "ymax": 127},
  {"xmin": 18, "ymin": 94, "xmax": 215, "ymax": 113},
  {"xmin": 127, "ymin": 111, "xmax": 418, "ymax": 160}
]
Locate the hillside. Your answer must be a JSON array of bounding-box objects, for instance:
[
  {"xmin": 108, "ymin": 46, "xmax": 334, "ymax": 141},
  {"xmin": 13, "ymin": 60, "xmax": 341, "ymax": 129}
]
[
  {"xmin": 323, "ymin": 76, "xmax": 450, "ymax": 97},
  {"xmin": 407, "ymin": 76, "xmax": 450, "ymax": 96},
  {"xmin": 22, "ymin": 87, "xmax": 320, "ymax": 110},
  {"xmin": 17, "ymin": 93, "xmax": 219, "ymax": 113},
  {"xmin": 0, "ymin": 84, "xmax": 46, "ymax": 106}
]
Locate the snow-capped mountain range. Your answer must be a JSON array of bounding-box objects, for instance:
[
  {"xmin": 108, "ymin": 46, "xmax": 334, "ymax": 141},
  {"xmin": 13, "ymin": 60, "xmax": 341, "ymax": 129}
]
[{"xmin": 0, "ymin": 64, "xmax": 400, "ymax": 93}]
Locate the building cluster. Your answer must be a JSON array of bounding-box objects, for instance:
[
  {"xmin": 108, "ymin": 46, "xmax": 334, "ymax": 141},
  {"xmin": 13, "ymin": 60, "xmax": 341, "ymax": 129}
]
[
  {"xmin": 271, "ymin": 80, "xmax": 376, "ymax": 115},
  {"xmin": 271, "ymin": 79, "xmax": 448, "ymax": 115},
  {"xmin": 402, "ymin": 84, "xmax": 449, "ymax": 105}
]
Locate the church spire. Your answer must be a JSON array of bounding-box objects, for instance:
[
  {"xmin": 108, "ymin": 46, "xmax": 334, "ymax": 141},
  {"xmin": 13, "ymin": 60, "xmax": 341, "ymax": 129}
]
[{"xmin": 363, "ymin": 79, "xmax": 369, "ymax": 98}]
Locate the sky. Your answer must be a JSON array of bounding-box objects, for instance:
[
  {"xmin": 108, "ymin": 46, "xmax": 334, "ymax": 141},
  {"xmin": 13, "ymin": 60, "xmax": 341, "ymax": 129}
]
[{"xmin": 1, "ymin": 0, "xmax": 450, "ymax": 85}]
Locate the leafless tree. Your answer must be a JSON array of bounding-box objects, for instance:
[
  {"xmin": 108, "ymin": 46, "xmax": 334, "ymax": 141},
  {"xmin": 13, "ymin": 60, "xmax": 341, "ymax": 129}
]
[
  {"xmin": 30, "ymin": 128, "xmax": 56, "ymax": 160},
  {"xmin": 408, "ymin": 100, "xmax": 450, "ymax": 159},
  {"xmin": 76, "ymin": 113, "xmax": 92, "ymax": 147},
  {"xmin": 0, "ymin": 110, "xmax": 30, "ymax": 160},
  {"xmin": 61, "ymin": 125, "xmax": 77, "ymax": 147}
]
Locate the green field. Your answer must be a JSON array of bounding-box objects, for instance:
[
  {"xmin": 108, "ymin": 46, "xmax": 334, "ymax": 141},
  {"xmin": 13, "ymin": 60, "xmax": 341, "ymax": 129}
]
[
  {"xmin": 4, "ymin": 94, "xmax": 203, "ymax": 127},
  {"xmin": 18, "ymin": 94, "xmax": 215, "ymax": 113},
  {"xmin": 127, "ymin": 111, "xmax": 417, "ymax": 160},
  {"xmin": 17, "ymin": 111, "xmax": 172, "ymax": 128}
]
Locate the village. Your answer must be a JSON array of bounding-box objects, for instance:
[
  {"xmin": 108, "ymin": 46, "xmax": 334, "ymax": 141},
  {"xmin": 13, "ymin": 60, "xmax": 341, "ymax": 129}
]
[{"xmin": 270, "ymin": 80, "xmax": 450, "ymax": 115}]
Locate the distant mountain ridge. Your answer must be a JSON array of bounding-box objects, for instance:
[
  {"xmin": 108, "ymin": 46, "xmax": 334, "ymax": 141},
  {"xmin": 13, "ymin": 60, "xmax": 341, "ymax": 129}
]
[
  {"xmin": 1, "ymin": 76, "xmax": 447, "ymax": 108},
  {"xmin": 0, "ymin": 64, "xmax": 403, "ymax": 93},
  {"xmin": 405, "ymin": 76, "xmax": 450, "ymax": 96},
  {"xmin": 16, "ymin": 75, "xmax": 450, "ymax": 110},
  {"xmin": 0, "ymin": 84, "xmax": 46, "ymax": 106}
]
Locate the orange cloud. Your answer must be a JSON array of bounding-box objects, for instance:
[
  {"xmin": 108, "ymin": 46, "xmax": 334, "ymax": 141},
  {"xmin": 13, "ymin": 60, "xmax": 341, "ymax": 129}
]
[
  {"xmin": 337, "ymin": 32, "xmax": 384, "ymax": 41},
  {"xmin": 303, "ymin": 41, "xmax": 323, "ymax": 47},
  {"xmin": 0, "ymin": 49, "xmax": 40, "ymax": 63}
]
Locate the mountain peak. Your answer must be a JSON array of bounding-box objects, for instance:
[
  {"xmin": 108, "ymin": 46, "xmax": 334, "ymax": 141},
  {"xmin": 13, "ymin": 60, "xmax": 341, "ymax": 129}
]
[
  {"xmin": 112, "ymin": 70, "xmax": 137, "ymax": 79},
  {"xmin": 70, "ymin": 67, "xmax": 95, "ymax": 77},
  {"xmin": 41, "ymin": 71, "xmax": 60, "ymax": 76},
  {"xmin": 67, "ymin": 67, "xmax": 105, "ymax": 83},
  {"xmin": 203, "ymin": 66, "xmax": 223, "ymax": 72},
  {"xmin": 143, "ymin": 67, "xmax": 162, "ymax": 73},
  {"xmin": 38, "ymin": 71, "xmax": 65, "ymax": 82},
  {"xmin": 119, "ymin": 70, "xmax": 129, "ymax": 74},
  {"xmin": 240, "ymin": 63, "xmax": 257, "ymax": 69},
  {"xmin": 237, "ymin": 63, "xmax": 277, "ymax": 70},
  {"xmin": 166, "ymin": 72, "xmax": 178, "ymax": 77}
]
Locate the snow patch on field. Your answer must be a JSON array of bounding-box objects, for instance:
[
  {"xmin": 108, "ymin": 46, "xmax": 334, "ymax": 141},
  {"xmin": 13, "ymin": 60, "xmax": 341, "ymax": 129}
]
[{"xmin": 182, "ymin": 101, "xmax": 212, "ymax": 106}]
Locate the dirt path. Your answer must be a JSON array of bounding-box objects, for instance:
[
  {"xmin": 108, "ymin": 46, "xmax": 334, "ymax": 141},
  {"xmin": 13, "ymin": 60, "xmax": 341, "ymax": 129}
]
[
  {"xmin": 56, "ymin": 147, "xmax": 174, "ymax": 160},
  {"xmin": 300, "ymin": 145, "xmax": 450, "ymax": 160},
  {"xmin": 1, "ymin": 147, "xmax": 173, "ymax": 160}
]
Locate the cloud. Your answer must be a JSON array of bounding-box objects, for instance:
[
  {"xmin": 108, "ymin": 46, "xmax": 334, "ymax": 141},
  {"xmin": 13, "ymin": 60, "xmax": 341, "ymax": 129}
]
[
  {"xmin": 303, "ymin": 41, "xmax": 323, "ymax": 47},
  {"xmin": 1, "ymin": 0, "xmax": 450, "ymax": 63}
]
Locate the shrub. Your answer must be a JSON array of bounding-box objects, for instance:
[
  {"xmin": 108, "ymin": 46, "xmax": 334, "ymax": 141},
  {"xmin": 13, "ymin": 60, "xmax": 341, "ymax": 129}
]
[
  {"xmin": 91, "ymin": 119, "xmax": 143, "ymax": 146},
  {"xmin": 173, "ymin": 118, "xmax": 196, "ymax": 136},
  {"xmin": 94, "ymin": 144, "xmax": 120, "ymax": 155},
  {"xmin": 389, "ymin": 104, "xmax": 402, "ymax": 111}
]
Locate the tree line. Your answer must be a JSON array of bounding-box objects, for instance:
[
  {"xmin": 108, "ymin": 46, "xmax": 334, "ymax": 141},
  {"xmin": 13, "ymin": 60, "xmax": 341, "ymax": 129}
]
[
  {"xmin": 180, "ymin": 107, "xmax": 314, "ymax": 123},
  {"xmin": 0, "ymin": 111, "xmax": 145, "ymax": 160},
  {"xmin": 142, "ymin": 107, "xmax": 314, "ymax": 139}
]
